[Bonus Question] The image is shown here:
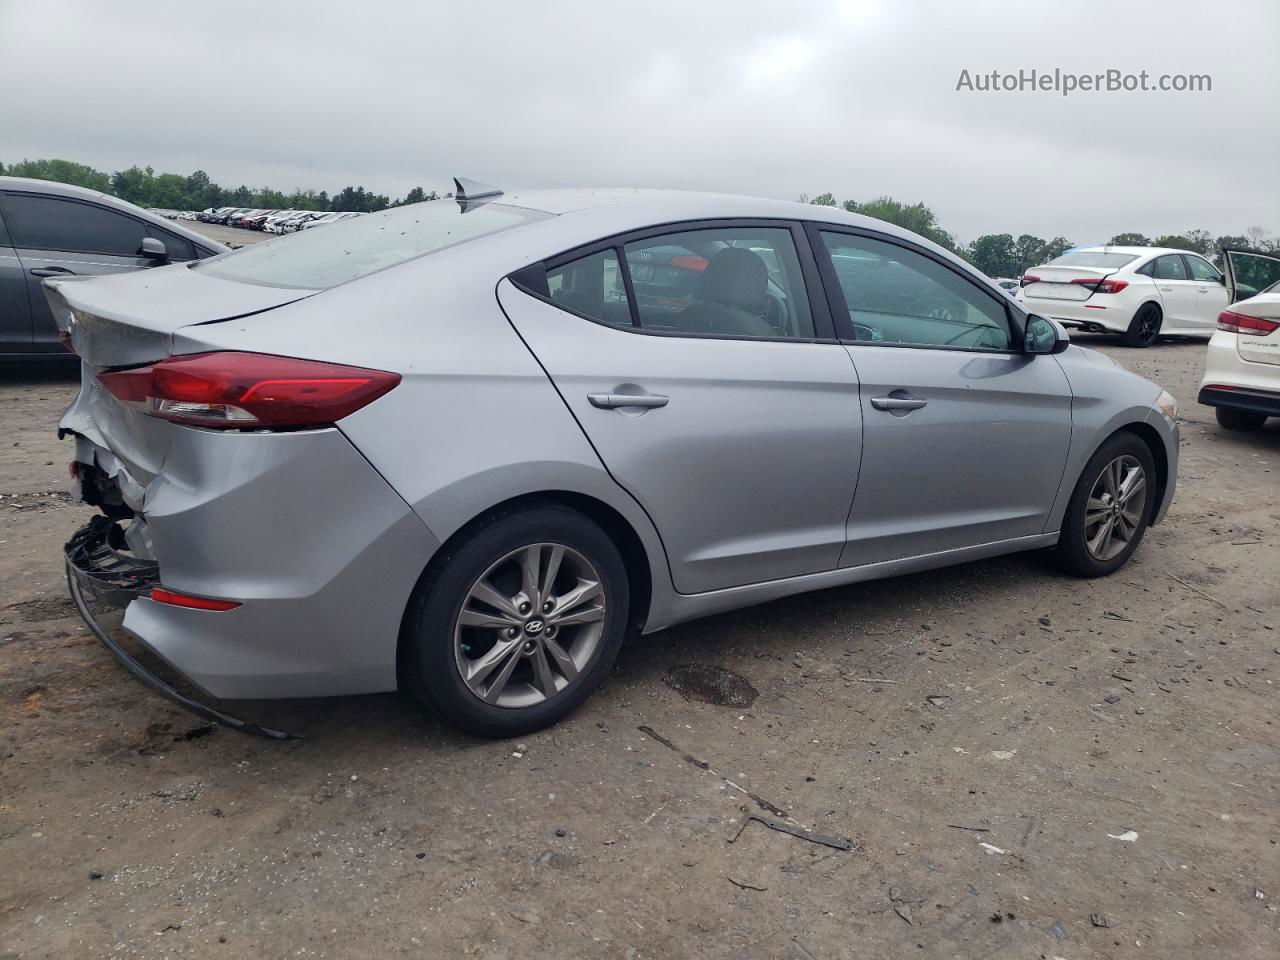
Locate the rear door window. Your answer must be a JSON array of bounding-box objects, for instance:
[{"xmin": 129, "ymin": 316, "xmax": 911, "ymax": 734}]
[
  {"xmin": 1151, "ymin": 255, "xmax": 1189, "ymax": 280},
  {"xmin": 0, "ymin": 193, "xmax": 147, "ymax": 257},
  {"xmin": 622, "ymin": 227, "xmax": 815, "ymax": 339}
]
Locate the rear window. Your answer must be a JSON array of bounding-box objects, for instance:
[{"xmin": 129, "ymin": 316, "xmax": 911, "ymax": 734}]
[
  {"xmin": 196, "ymin": 200, "xmax": 546, "ymax": 289},
  {"xmin": 1047, "ymin": 251, "xmax": 1139, "ymax": 268}
]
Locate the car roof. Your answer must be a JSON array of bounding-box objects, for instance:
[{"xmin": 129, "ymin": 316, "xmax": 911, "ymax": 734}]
[
  {"xmin": 496, "ymin": 187, "xmax": 964, "ymax": 263},
  {"xmin": 0, "ymin": 176, "xmax": 230, "ymax": 253},
  {"xmin": 1070, "ymin": 245, "xmax": 1200, "ymax": 258}
]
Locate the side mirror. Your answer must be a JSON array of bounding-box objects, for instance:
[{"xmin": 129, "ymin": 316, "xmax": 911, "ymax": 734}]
[
  {"xmin": 1024, "ymin": 314, "xmax": 1069, "ymax": 355},
  {"xmin": 139, "ymin": 237, "xmax": 169, "ymax": 264}
]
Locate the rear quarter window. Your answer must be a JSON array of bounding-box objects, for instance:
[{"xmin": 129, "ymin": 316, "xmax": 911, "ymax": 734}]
[{"xmin": 197, "ymin": 200, "xmax": 547, "ymax": 289}]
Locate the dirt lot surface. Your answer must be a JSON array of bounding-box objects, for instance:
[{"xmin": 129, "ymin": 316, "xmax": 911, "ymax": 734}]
[{"xmin": 1, "ymin": 300, "xmax": 1277, "ymax": 957}]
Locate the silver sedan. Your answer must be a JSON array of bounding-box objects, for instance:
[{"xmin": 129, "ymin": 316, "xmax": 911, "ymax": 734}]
[{"xmin": 50, "ymin": 183, "xmax": 1179, "ymax": 737}]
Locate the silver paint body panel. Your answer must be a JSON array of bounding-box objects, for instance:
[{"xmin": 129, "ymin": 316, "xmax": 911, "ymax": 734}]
[{"xmin": 47, "ymin": 190, "xmax": 1178, "ymax": 697}]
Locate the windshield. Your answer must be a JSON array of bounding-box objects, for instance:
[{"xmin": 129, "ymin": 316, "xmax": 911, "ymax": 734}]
[
  {"xmin": 197, "ymin": 199, "xmax": 548, "ymax": 289},
  {"xmin": 1047, "ymin": 251, "xmax": 1139, "ymax": 268}
]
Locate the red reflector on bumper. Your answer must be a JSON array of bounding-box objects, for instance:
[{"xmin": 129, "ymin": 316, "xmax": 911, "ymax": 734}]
[{"xmin": 151, "ymin": 588, "xmax": 241, "ymax": 611}]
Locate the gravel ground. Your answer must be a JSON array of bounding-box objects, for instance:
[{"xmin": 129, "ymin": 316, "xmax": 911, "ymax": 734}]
[{"xmin": 0, "ymin": 239, "xmax": 1277, "ymax": 959}]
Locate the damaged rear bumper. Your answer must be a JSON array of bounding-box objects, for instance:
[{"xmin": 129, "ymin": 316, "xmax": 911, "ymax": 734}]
[{"xmin": 64, "ymin": 516, "xmax": 293, "ymax": 739}]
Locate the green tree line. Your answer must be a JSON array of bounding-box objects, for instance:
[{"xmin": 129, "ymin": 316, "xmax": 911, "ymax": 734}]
[
  {"xmin": 803, "ymin": 191, "xmax": 1277, "ymax": 278},
  {"xmin": 0, "ymin": 157, "xmax": 443, "ymax": 213}
]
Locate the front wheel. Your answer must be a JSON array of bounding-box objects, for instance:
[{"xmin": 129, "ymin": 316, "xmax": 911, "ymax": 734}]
[
  {"xmin": 1054, "ymin": 433, "xmax": 1156, "ymax": 577},
  {"xmin": 1122, "ymin": 303, "xmax": 1162, "ymax": 347},
  {"xmin": 404, "ymin": 505, "xmax": 629, "ymax": 737}
]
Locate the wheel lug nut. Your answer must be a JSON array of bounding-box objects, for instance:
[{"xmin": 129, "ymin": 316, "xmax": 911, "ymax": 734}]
[
  {"xmin": 545, "ymin": 625, "xmax": 557, "ymax": 638},
  {"xmin": 506, "ymin": 627, "xmax": 520, "ymax": 639},
  {"xmin": 542, "ymin": 600, "xmax": 554, "ymax": 613},
  {"xmin": 518, "ymin": 601, "xmax": 531, "ymax": 615}
]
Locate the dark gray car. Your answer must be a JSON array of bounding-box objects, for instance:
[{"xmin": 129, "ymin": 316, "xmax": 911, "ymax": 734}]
[{"xmin": 0, "ymin": 177, "xmax": 226, "ymax": 357}]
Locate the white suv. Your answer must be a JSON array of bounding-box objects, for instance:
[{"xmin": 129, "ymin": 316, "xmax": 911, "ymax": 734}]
[{"xmin": 1018, "ymin": 246, "xmax": 1230, "ymax": 347}]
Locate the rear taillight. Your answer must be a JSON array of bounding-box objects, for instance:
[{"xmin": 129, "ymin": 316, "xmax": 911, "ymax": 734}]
[
  {"xmin": 98, "ymin": 351, "xmax": 400, "ymax": 429},
  {"xmin": 1217, "ymin": 310, "xmax": 1280, "ymax": 335},
  {"xmin": 1020, "ymin": 274, "xmax": 1041, "ymax": 287},
  {"xmin": 1071, "ymin": 277, "xmax": 1129, "ymax": 294}
]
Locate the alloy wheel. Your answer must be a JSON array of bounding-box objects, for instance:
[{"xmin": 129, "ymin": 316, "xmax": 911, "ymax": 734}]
[
  {"xmin": 1083, "ymin": 455, "xmax": 1147, "ymax": 561},
  {"xmin": 1135, "ymin": 306, "xmax": 1160, "ymax": 344},
  {"xmin": 453, "ymin": 543, "xmax": 606, "ymax": 709}
]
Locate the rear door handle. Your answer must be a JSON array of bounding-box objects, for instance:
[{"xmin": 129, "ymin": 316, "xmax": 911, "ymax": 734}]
[
  {"xmin": 30, "ymin": 266, "xmax": 75, "ymax": 278},
  {"xmin": 871, "ymin": 396, "xmax": 928, "ymax": 411},
  {"xmin": 588, "ymin": 393, "xmax": 669, "ymax": 410}
]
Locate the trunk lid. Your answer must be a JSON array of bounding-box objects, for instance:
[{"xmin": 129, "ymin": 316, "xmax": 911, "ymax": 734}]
[
  {"xmin": 1232, "ymin": 293, "xmax": 1280, "ymax": 366},
  {"xmin": 1021, "ymin": 265, "xmax": 1113, "ymax": 302},
  {"xmin": 43, "ymin": 264, "xmax": 317, "ymax": 369}
]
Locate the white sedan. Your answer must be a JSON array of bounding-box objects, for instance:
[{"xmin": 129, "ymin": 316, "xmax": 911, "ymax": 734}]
[
  {"xmin": 1198, "ymin": 248, "xmax": 1280, "ymax": 431},
  {"xmin": 1018, "ymin": 245, "xmax": 1232, "ymax": 347}
]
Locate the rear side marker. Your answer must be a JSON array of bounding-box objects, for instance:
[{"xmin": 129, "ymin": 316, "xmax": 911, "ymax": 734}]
[{"xmin": 151, "ymin": 587, "xmax": 241, "ymax": 611}]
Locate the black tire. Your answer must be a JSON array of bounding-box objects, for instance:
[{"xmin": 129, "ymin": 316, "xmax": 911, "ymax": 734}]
[
  {"xmin": 1215, "ymin": 407, "xmax": 1267, "ymax": 432},
  {"xmin": 1121, "ymin": 303, "xmax": 1162, "ymax": 347},
  {"xmin": 404, "ymin": 504, "xmax": 629, "ymax": 738},
  {"xmin": 1054, "ymin": 432, "xmax": 1157, "ymax": 577}
]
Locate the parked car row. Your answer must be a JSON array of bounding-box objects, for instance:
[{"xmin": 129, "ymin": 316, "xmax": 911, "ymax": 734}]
[{"xmin": 192, "ymin": 207, "xmax": 365, "ymax": 233}]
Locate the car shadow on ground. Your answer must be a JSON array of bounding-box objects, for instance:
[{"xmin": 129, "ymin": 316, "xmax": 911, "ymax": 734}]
[{"xmin": 151, "ymin": 548, "xmax": 1054, "ymax": 750}]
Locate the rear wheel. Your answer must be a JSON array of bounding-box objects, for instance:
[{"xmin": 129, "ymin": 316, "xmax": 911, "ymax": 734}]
[
  {"xmin": 1215, "ymin": 407, "xmax": 1267, "ymax": 432},
  {"xmin": 1054, "ymin": 433, "xmax": 1155, "ymax": 577},
  {"xmin": 1122, "ymin": 303, "xmax": 1162, "ymax": 347},
  {"xmin": 404, "ymin": 505, "xmax": 628, "ymax": 738}
]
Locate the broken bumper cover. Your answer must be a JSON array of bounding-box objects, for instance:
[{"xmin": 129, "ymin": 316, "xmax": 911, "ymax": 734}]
[{"xmin": 64, "ymin": 516, "xmax": 293, "ymax": 739}]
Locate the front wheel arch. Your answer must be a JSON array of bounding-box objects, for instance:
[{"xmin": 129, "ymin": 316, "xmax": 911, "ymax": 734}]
[{"xmin": 1067, "ymin": 423, "xmax": 1168, "ymax": 530}]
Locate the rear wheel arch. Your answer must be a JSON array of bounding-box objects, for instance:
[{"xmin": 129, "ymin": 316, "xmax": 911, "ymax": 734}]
[{"xmin": 396, "ymin": 491, "xmax": 653, "ymax": 688}]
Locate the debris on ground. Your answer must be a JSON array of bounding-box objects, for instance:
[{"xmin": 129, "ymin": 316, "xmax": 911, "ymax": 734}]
[
  {"xmin": 979, "ymin": 842, "xmax": 1007, "ymax": 855},
  {"xmin": 1091, "ymin": 912, "xmax": 1110, "ymax": 927},
  {"xmin": 1045, "ymin": 921, "xmax": 1068, "ymax": 941},
  {"xmin": 638, "ymin": 724, "xmax": 790, "ymax": 818},
  {"xmin": 1106, "ymin": 830, "xmax": 1139, "ymax": 842},
  {"xmin": 729, "ymin": 812, "xmax": 854, "ymax": 851},
  {"xmin": 727, "ymin": 875, "xmax": 768, "ymax": 892}
]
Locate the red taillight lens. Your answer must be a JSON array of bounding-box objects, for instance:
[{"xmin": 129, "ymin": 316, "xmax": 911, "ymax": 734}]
[
  {"xmin": 151, "ymin": 587, "xmax": 241, "ymax": 611},
  {"xmin": 1071, "ymin": 277, "xmax": 1129, "ymax": 294},
  {"xmin": 59, "ymin": 330, "xmax": 76, "ymax": 353},
  {"xmin": 1217, "ymin": 309, "xmax": 1280, "ymax": 335},
  {"xmin": 99, "ymin": 352, "xmax": 400, "ymax": 429},
  {"xmin": 1020, "ymin": 274, "xmax": 1041, "ymax": 287}
]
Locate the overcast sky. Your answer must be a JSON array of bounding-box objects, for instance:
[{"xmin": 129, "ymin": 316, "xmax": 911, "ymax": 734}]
[{"xmin": 2, "ymin": 0, "xmax": 1277, "ymax": 243}]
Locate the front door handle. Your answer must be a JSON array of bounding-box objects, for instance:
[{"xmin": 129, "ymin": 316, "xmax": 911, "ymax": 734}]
[
  {"xmin": 871, "ymin": 396, "xmax": 928, "ymax": 411},
  {"xmin": 588, "ymin": 393, "xmax": 669, "ymax": 410},
  {"xmin": 30, "ymin": 266, "xmax": 75, "ymax": 278}
]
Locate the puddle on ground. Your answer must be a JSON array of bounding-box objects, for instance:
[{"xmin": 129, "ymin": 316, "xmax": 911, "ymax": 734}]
[{"xmin": 662, "ymin": 663, "xmax": 758, "ymax": 707}]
